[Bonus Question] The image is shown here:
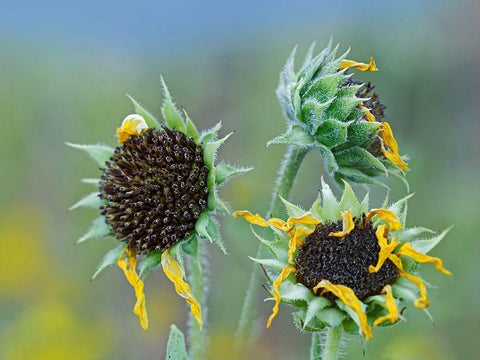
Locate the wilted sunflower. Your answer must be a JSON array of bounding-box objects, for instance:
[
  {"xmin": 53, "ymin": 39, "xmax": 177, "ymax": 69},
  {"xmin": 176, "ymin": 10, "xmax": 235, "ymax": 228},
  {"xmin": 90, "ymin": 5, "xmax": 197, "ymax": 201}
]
[
  {"xmin": 273, "ymin": 41, "xmax": 408, "ymax": 186},
  {"xmin": 68, "ymin": 78, "xmax": 250, "ymax": 329},
  {"xmin": 234, "ymin": 180, "xmax": 451, "ymax": 339}
]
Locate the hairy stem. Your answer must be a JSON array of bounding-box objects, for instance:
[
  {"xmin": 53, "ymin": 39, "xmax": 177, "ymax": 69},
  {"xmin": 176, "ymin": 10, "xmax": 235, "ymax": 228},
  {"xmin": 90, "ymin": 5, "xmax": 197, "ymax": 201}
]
[
  {"xmin": 188, "ymin": 237, "xmax": 207, "ymax": 360},
  {"xmin": 310, "ymin": 332, "xmax": 322, "ymax": 360},
  {"xmin": 322, "ymin": 325, "xmax": 343, "ymax": 360},
  {"xmin": 235, "ymin": 145, "xmax": 309, "ymax": 346}
]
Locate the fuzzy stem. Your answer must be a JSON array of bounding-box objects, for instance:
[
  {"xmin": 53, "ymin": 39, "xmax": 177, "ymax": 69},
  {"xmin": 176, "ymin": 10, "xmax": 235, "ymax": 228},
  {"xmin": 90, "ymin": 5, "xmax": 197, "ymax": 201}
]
[
  {"xmin": 235, "ymin": 145, "xmax": 309, "ymax": 346},
  {"xmin": 309, "ymin": 332, "xmax": 322, "ymax": 360},
  {"xmin": 188, "ymin": 237, "xmax": 207, "ymax": 360},
  {"xmin": 322, "ymin": 325, "xmax": 343, "ymax": 360}
]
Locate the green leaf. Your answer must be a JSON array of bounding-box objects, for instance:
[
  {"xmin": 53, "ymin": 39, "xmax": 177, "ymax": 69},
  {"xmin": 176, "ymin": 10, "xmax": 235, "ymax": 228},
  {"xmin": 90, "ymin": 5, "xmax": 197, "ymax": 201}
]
[
  {"xmin": 315, "ymin": 142, "xmax": 339, "ymax": 175},
  {"xmin": 194, "ymin": 211, "xmax": 209, "ymax": 239},
  {"xmin": 65, "ymin": 143, "xmax": 114, "ymax": 167},
  {"xmin": 125, "ymin": 94, "xmax": 161, "ymax": 129},
  {"xmin": 397, "ymin": 227, "xmax": 435, "ymax": 242},
  {"xmin": 324, "ymin": 88, "xmax": 363, "ymax": 120},
  {"xmin": 334, "ymin": 167, "xmax": 388, "ymax": 188},
  {"xmin": 207, "ymin": 167, "xmax": 216, "ymax": 188},
  {"xmin": 183, "ymin": 110, "xmax": 199, "ymax": 144},
  {"xmin": 69, "ymin": 192, "xmax": 105, "ymax": 211},
  {"xmin": 249, "ymin": 257, "xmax": 286, "ymax": 272},
  {"xmin": 315, "ymin": 119, "xmax": 349, "ymax": 148},
  {"xmin": 251, "ymin": 226, "xmax": 287, "ymax": 262},
  {"xmin": 206, "ymin": 215, "xmax": 226, "ymax": 254},
  {"xmin": 410, "ymin": 226, "xmax": 453, "ymax": 254},
  {"xmin": 91, "ymin": 243, "xmax": 126, "ymax": 280},
  {"xmin": 76, "ymin": 217, "xmax": 111, "ymax": 244},
  {"xmin": 203, "ymin": 132, "xmax": 233, "ymax": 170},
  {"xmin": 317, "ymin": 307, "xmax": 346, "ymax": 327},
  {"xmin": 139, "ymin": 249, "xmax": 163, "ymax": 279},
  {"xmin": 335, "ymin": 146, "xmax": 387, "ymax": 174},
  {"xmin": 200, "ymin": 121, "xmax": 222, "ymax": 144},
  {"xmin": 160, "ymin": 76, "xmax": 185, "ymax": 133},
  {"xmin": 338, "ymin": 181, "xmax": 362, "ymax": 215},
  {"xmin": 301, "ymin": 98, "xmax": 334, "ymax": 132},
  {"xmin": 345, "ymin": 121, "xmax": 381, "ymax": 148},
  {"xmin": 302, "ymin": 71, "xmax": 343, "ymax": 103},
  {"xmin": 267, "ymin": 125, "xmax": 313, "ymax": 147},
  {"xmin": 207, "ymin": 187, "xmax": 230, "ymax": 214},
  {"xmin": 279, "ymin": 196, "xmax": 306, "ymax": 217},
  {"xmin": 215, "ymin": 164, "xmax": 253, "ymax": 185},
  {"xmin": 319, "ymin": 177, "xmax": 340, "ymax": 222},
  {"xmin": 166, "ymin": 324, "xmax": 190, "ymax": 360},
  {"xmin": 305, "ymin": 297, "xmax": 331, "ymax": 328},
  {"xmin": 278, "ymin": 281, "xmax": 312, "ymax": 303}
]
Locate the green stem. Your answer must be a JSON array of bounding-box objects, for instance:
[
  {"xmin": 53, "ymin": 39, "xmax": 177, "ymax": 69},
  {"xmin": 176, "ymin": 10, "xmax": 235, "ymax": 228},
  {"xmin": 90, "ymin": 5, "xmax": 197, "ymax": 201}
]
[
  {"xmin": 235, "ymin": 145, "xmax": 309, "ymax": 346},
  {"xmin": 188, "ymin": 237, "xmax": 207, "ymax": 360},
  {"xmin": 322, "ymin": 326, "xmax": 343, "ymax": 360},
  {"xmin": 309, "ymin": 332, "xmax": 322, "ymax": 360}
]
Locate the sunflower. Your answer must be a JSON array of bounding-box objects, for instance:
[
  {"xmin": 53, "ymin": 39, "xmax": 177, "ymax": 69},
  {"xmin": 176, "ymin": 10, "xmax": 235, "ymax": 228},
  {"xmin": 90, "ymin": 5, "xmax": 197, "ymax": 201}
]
[
  {"xmin": 67, "ymin": 78, "xmax": 250, "ymax": 329},
  {"xmin": 233, "ymin": 180, "xmax": 451, "ymax": 339},
  {"xmin": 273, "ymin": 41, "xmax": 408, "ymax": 186}
]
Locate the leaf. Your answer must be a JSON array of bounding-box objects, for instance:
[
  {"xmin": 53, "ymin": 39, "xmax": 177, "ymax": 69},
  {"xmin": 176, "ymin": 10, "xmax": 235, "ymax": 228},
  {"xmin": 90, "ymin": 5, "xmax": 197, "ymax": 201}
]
[
  {"xmin": 317, "ymin": 307, "xmax": 346, "ymax": 327},
  {"xmin": 397, "ymin": 227, "xmax": 436, "ymax": 242},
  {"xmin": 166, "ymin": 324, "xmax": 190, "ymax": 360},
  {"xmin": 183, "ymin": 110, "xmax": 199, "ymax": 144},
  {"xmin": 207, "ymin": 187, "xmax": 230, "ymax": 214},
  {"xmin": 139, "ymin": 249, "xmax": 163, "ymax": 279},
  {"xmin": 335, "ymin": 146, "xmax": 387, "ymax": 174},
  {"xmin": 345, "ymin": 121, "xmax": 381, "ymax": 148},
  {"xmin": 91, "ymin": 243, "xmax": 126, "ymax": 280},
  {"xmin": 69, "ymin": 192, "xmax": 104, "ymax": 211},
  {"xmin": 277, "ymin": 281, "xmax": 312, "ymax": 303},
  {"xmin": 334, "ymin": 167, "xmax": 388, "ymax": 188},
  {"xmin": 267, "ymin": 125, "xmax": 314, "ymax": 147},
  {"xmin": 316, "ymin": 142, "xmax": 339, "ymax": 175},
  {"xmin": 316, "ymin": 119, "xmax": 349, "ymax": 148},
  {"xmin": 248, "ymin": 257, "xmax": 286, "ymax": 272},
  {"xmin": 206, "ymin": 215, "xmax": 226, "ymax": 254},
  {"xmin": 215, "ymin": 164, "xmax": 253, "ymax": 185},
  {"xmin": 301, "ymin": 98, "xmax": 334, "ymax": 132},
  {"xmin": 65, "ymin": 143, "xmax": 114, "ymax": 167},
  {"xmin": 410, "ymin": 226, "xmax": 453, "ymax": 254},
  {"xmin": 319, "ymin": 177, "xmax": 340, "ymax": 222},
  {"xmin": 199, "ymin": 121, "xmax": 222, "ymax": 144},
  {"xmin": 160, "ymin": 76, "xmax": 186, "ymax": 133},
  {"xmin": 251, "ymin": 226, "xmax": 288, "ymax": 262},
  {"xmin": 126, "ymin": 94, "xmax": 161, "ymax": 128},
  {"xmin": 305, "ymin": 297, "xmax": 330, "ymax": 328},
  {"xmin": 279, "ymin": 196, "xmax": 306, "ymax": 217},
  {"xmin": 76, "ymin": 217, "xmax": 111, "ymax": 244},
  {"xmin": 338, "ymin": 181, "xmax": 362, "ymax": 214},
  {"xmin": 203, "ymin": 132, "xmax": 233, "ymax": 170}
]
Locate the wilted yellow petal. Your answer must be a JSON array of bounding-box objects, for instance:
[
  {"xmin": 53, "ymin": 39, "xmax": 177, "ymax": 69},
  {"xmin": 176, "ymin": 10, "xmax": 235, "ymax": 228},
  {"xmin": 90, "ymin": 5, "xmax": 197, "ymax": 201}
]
[
  {"xmin": 366, "ymin": 209, "xmax": 402, "ymax": 231},
  {"xmin": 117, "ymin": 247, "xmax": 148, "ymax": 330},
  {"xmin": 329, "ymin": 209, "xmax": 355, "ymax": 238},
  {"xmin": 116, "ymin": 114, "xmax": 148, "ymax": 143},
  {"xmin": 161, "ymin": 249, "xmax": 203, "ymax": 329},
  {"xmin": 287, "ymin": 227, "xmax": 314, "ymax": 264},
  {"xmin": 339, "ymin": 57, "xmax": 378, "ymax": 72},
  {"xmin": 397, "ymin": 243, "xmax": 452, "ymax": 275},
  {"xmin": 379, "ymin": 122, "xmax": 408, "ymax": 172},
  {"xmin": 369, "ymin": 225, "xmax": 400, "ymax": 273},
  {"xmin": 373, "ymin": 285, "xmax": 398, "ymax": 326},
  {"xmin": 267, "ymin": 266, "xmax": 296, "ymax": 328},
  {"xmin": 286, "ymin": 212, "xmax": 321, "ymax": 228},
  {"xmin": 233, "ymin": 210, "xmax": 269, "ymax": 227},
  {"xmin": 268, "ymin": 217, "xmax": 290, "ymax": 232},
  {"xmin": 382, "ymin": 148, "xmax": 409, "ymax": 172},
  {"xmin": 314, "ymin": 280, "xmax": 372, "ymax": 339},
  {"xmin": 400, "ymin": 271, "xmax": 430, "ymax": 309},
  {"xmin": 360, "ymin": 105, "xmax": 377, "ymax": 122}
]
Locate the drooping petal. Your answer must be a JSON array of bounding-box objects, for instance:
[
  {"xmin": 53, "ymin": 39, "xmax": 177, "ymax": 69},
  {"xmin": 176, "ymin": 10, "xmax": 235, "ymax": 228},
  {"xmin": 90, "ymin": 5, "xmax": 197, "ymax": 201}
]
[
  {"xmin": 233, "ymin": 211, "xmax": 269, "ymax": 227},
  {"xmin": 366, "ymin": 209, "xmax": 403, "ymax": 231},
  {"xmin": 397, "ymin": 243, "xmax": 452, "ymax": 275},
  {"xmin": 117, "ymin": 247, "xmax": 148, "ymax": 330},
  {"xmin": 161, "ymin": 249, "xmax": 203, "ymax": 329},
  {"xmin": 360, "ymin": 105, "xmax": 377, "ymax": 122},
  {"xmin": 339, "ymin": 57, "xmax": 378, "ymax": 72},
  {"xmin": 329, "ymin": 209, "xmax": 355, "ymax": 238},
  {"xmin": 286, "ymin": 212, "xmax": 321, "ymax": 228},
  {"xmin": 373, "ymin": 285, "xmax": 398, "ymax": 326},
  {"xmin": 287, "ymin": 227, "xmax": 315, "ymax": 264},
  {"xmin": 267, "ymin": 266, "xmax": 296, "ymax": 328},
  {"xmin": 379, "ymin": 122, "xmax": 408, "ymax": 172},
  {"xmin": 313, "ymin": 280, "xmax": 372, "ymax": 339},
  {"xmin": 268, "ymin": 217, "xmax": 290, "ymax": 232},
  {"xmin": 369, "ymin": 225, "xmax": 400, "ymax": 273},
  {"xmin": 382, "ymin": 148, "xmax": 409, "ymax": 172},
  {"xmin": 400, "ymin": 271, "xmax": 430, "ymax": 309},
  {"xmin": 117, "ymin": 114, "xmax": 148, "ymax": 143}
]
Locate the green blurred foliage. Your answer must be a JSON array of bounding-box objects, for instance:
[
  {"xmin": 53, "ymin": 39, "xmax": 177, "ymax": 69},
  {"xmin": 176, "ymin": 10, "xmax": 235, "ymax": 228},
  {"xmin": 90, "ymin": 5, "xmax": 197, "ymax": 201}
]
[{"xmin": 0, "ymin": 1, "xmax": 479, "ymax": 359}]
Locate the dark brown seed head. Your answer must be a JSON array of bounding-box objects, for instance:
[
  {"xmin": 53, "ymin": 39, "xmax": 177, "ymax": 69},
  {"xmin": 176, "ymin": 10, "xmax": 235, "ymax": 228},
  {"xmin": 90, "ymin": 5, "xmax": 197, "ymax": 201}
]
[
  {"xmin": 295, "ymin": 216, "xmax": 398, "ymax": 301},
  {"xmin": 99, "ymin": 128, "xmax": 209, "ymax": 254}
]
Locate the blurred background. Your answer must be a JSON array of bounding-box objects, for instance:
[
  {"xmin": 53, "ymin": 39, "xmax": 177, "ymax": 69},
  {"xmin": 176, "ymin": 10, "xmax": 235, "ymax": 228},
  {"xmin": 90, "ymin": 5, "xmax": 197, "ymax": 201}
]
[{"xmin": 1, "ymin": 0, "xmax": 478, "ymax": 359}]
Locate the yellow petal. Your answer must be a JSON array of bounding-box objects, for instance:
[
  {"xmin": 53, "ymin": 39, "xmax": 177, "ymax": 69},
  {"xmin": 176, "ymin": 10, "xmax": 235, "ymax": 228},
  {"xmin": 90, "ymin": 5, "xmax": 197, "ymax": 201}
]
[
  {"xmin": 339, "ymin": 57, "xmax": 378, "ymax": 72},
  {"xmin": 360, "ymin": 105, "xmax": 377, "ymax": 122},
  {"xmin": 373, "ymin": 285, "xmax": 398, "ymax": 327},
  {"xmin": 117, "ymin": 247, "xmax": 148, "ymax": 330},
  {"xmin": 366, "ymin": 209, "xmax": 402, "ymax": 231},
  {"xmin": 233, "ymin": 210, "xmax": 269, "ymax": 227},
  {"xmin": 369, "ymin": 225, "xmax": 400, "ymax": 273},
  {"xmin": 329, "ymin": 209, "xmax": 355, "ymax": 238},
  {"xmin": 116, "ymin": 114, "xmax": 148, "ymax": 143},
  {"xmin": 400, "ymin": 271, "xmax": 430, "ymax": 309},
  {"xmin": 268, "ymin": 217, "xmax": 290, "ymax": 232},
  {"xmin": 397, "ymin": 243, "xmax": 452, "ymax": 275},
  {"xmin": 382, "ymin": 148, "xmax": 409, "ymax": 172},
  {"xmin": 287, "ymin": 227, "xmax": 314, "ymax": 264},
  {"xmin": 161, "ymin": 249, "xmax": 203, "ymax": 329},
  {"xmin": 267, "ymin": 266, "xmax": 296, "ymax": 328},
  {"xmin": 286, "ymin": 212, "xmax": 321, "ymax": 228},
  {"xmin": 387, "ymin": 253, "xmax": 404, "ymax": 271},
  {"xmin": 379, "ymin": 122, "xmax": 408, "ymax": 172},
  {"xmin": 313, "ymin": 280, "xmax": 372, "ymax": 339}
]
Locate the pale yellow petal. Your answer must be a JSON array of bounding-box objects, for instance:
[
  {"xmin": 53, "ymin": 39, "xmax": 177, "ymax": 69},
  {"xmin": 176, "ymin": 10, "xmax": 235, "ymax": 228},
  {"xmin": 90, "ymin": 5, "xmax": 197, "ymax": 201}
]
[
  {"xmin": 369, "ymin": 225, "xmax": 400, "ymax": 273},
  {"xmin": 339, "ymin": 57, "xmax": 378, "ymax": 72},
  {"xmin": 117, "ymin": 247, "xmax": 148, "ymax": 330},
  {"xmin": 400, "ymin": 271, "xmax": 430, "ymax": 309},
  {"xmin": 373, "ymin": 285, "xmax": 398, "ymax": 327},
  {"xmin": 366, "ymin": 209, "xmax": 403, "ymax": 231},
  {"xmin": 330, "ymin": 209, "xmax": 355, "ymax": 238},
  {"xmin": 161, "ymin": 249, "xmax": 203, "ymax": 329},
  {"xmin": 116, "ymin": 114, "xmax": 148, "ymax": 143},
  {"xmin": 287, "ymin": 227, "xmax": 314, "ymax": 264},
  {"xmin": 397, "ymin": 243, "xmax": 452, "ymax": 275},
  {"xmin": 286, "ymin": 212, "xmax": 321, "ymax": 228},
  {"xmin": 233, "ymin": 210, "xmax": 269, "ymax": 227},
  {"xmin": 314, "ymin": 280, "xmax": 372, "ymax": 339},
  {"xmin": 267, "ymin": 266, "xmax": 296, "ymax": 328},
  {"xmin": 268, "ymin": 217, "xmax": 290, "ymax": 232}
]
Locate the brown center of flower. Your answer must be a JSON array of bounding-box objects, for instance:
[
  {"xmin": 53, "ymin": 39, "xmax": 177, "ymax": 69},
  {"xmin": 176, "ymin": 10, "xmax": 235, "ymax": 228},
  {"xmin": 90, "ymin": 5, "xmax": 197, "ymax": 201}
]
[
  {"xmin": 295, "ymin": 216, "xmax": 398, "ymax": 301},
  {"xmin": 100, "ymin": 128, "xmax": 209, "ymax": 254}
]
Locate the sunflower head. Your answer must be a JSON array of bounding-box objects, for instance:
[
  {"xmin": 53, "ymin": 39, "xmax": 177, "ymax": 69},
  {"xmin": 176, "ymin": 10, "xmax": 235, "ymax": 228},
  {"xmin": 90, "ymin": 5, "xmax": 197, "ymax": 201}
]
[
  {"xmin": 273, "ymin": 41, "xmax": 408, "ymax": 187},
  {"xmin": 234, "ymin": 180, "xmax": 451, "ymax": 340},
  {"xmin": 68, "ymin": 77, "xmax": 251, "ymax": 329}
]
